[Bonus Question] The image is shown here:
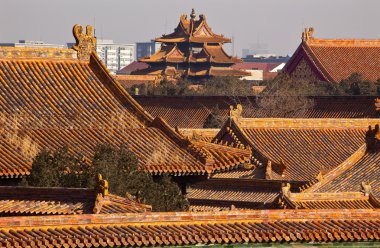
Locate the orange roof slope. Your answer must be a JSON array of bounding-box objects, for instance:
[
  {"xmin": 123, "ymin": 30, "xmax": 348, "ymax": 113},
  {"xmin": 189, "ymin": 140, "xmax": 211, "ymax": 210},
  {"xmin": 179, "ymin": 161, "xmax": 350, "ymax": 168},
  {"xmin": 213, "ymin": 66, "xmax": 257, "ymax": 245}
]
[
  {"xmin": 0, "ymin": 176, "xmax": 151, "ymax": 216},
  {"xmin": 139, "ymin": 44, "xmax": 186, "ymax": 63},
  {"xmin": 134, "ymin": 96, "xmax": 380, "ymax": 129},
  {"xmin": 1, "ymin": 209, "xmax": 380, "ymax": 246},
  {"xmin": 188, "ymin": 178, "xmax": 285, "ymax": 211},
  {"xmin": 0, "ymin": 25, "xmax": 251, "ymax": 177},
  {"xmin": 281, "ymin": 132, "xmax": 380, "ymax": 209},
  {"xmin": 310, "ymin": 148, "xmax": 380, "ymax": 198},
  {"xmin": 188, "ymin": 44, "xmax": 242, "ymax": 64},
  {"xmin": 279, "ymin": 183, "xmax": 380, "ymax": 209},
  {"xmin": 155, "ymin": 9, "xmax": 231, "ymax": 44},
  {"xmin": 0, "ymin": 136, "xmax": 31, "ymax": 178},
  {"xmin": 284, "ymin": 27, "xmax": 380, "ymax": 82},
  {"xmin": 212, "ymin": 116, "xmax": 377, "ymax": 182}
]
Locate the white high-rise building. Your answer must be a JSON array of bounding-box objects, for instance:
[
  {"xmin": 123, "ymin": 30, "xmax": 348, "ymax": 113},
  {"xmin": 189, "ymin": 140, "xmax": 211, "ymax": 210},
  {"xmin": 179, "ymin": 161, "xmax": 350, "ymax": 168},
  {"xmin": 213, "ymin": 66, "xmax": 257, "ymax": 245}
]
[
  {"xmin": 96, "ymin": 39, "xmax": 135, "ymax": 74},
  {"xmin": 0, "ymin": 40, "xmax": 66, "ymax": 48}
]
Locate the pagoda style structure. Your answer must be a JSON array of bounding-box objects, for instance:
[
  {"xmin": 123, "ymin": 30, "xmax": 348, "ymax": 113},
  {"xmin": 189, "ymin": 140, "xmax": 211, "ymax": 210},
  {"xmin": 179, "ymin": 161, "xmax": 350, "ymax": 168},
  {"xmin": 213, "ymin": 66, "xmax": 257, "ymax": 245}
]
[{"xmin": 134, "ymin": 9, "xmax": 249, "ymax": 79}]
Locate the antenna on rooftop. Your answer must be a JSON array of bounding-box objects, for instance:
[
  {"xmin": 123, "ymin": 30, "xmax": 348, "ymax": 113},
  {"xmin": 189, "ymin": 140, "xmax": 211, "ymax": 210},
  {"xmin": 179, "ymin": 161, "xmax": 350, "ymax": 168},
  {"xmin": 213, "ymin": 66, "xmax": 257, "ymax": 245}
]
[
  {"xmin": 232, "ymin": 35, "xmax": 235, "ymax": 56},
  {"xmin": 93, "ymin": 17, "xmax": 97, "ymax": 39},
  {"xmin": 164, "ymin": 17, "xmax": 168, "ymax": 34}
]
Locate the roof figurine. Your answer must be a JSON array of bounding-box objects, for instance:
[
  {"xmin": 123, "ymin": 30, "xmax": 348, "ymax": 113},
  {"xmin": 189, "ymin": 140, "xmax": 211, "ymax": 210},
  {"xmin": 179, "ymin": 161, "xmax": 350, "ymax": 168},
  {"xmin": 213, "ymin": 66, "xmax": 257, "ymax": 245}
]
[
  {"xmin": 190, "ymin": 8, "xmax": 196, "ymax": 20},
  {"xmin": 72, "ymin": 24, "xmax": 97, "ymax": 60},
  {"xmin": 301, "ymin": 27, "xmax": 314, "ymax": 42}
]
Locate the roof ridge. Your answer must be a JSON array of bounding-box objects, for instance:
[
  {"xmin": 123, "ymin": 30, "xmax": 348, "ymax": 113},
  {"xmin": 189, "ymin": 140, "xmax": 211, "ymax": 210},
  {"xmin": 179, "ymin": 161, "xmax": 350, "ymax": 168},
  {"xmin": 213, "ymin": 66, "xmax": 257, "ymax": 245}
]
[
  {"xmin": 308, "ymin": 38, "xmax": 380, "ymax": 47},
  {"xmin": 0, "ymin": 46, "xmax": 77, "ymax": 60},
  {"xmin": 1, "ymin": 209, "xmax": 380, "ymax": 228},
  {"xmin": 238, "ymin": 118, "xmax": 380, "ymax": 129},
  {"xmin": 303, "ymin": 144, "xmax": 367, "ymax": 193},
  {"xmin": 302, "ymin": 41, "xmax": 336, "ymax": 82},
  {"xmin": 88, "ymin": 52, "xmax": 154, "ymax": 125}
]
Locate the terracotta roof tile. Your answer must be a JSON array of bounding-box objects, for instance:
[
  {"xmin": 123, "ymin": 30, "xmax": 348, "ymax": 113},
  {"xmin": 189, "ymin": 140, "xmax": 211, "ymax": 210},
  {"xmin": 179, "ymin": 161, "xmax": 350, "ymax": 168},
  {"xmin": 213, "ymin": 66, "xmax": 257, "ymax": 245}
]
[
  {"xmin": 0, "ymin": 209, "xmax": 380, "ymax": 246},
  {"xmin": 0, "ymin": 136, "xmax": 31, "ymax": 178},
  {"xmin": 280, "ymin": 185, "xmax": 379, "ymax": 209},
  {"xmin": 312, "ymin": 149, "xmax": 380, "ymax": 198},
  {"xmin": 134, "ymin": 96, "xmax": 380, "ymax": 129},
  {"xmin": 213, "ymin": 118, "xmax": 375, "ymax": 181},
  {"xmin": 0, "ymin": 181, "xmax": 151, "ymax": 216},
  {"xmin": 117, "ymin": 61, "xmax": 149, "ymax": 75},
  {"xmin": 284, "ymin": 28, "xmax": 380, "ymax": 82},
  {"xmin": 188, "ymin": 179, "xmax": 281, "ymax": 210},
  {"xmin": 0, "ymin": 47, "xmax": 250, "ymax": 177}
]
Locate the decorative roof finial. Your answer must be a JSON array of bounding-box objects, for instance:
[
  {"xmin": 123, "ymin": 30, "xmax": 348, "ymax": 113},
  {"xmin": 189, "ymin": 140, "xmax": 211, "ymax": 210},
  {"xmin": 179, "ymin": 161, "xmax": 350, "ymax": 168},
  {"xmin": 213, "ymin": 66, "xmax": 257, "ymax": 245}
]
[
  {"xmin": 361, "ymin": 182, "xmax": 372, "ymax": 196},
  {"xmin": 97, "ymin": 174, "xmax": 109, "ymax": 196},
  {"xmin": 302, "ymin": 27, "xmax": 314, "ymax": 42},
  {"xmin": 281, "ymin": 183, "xmax": 291, "ymax": 197},
  {"xmin": 72, "ymin": 24, "xmax": 97, "ymax": 61},
  {"xmin": 229, "ymin": 104, "xmax": 243, "ymax": 121},
  {"xmin": 365, "ymin": 124, "xmax": 380, "ymax": 152},
  {"xmin": 375, "ymin": 98, "xmax": 380, "ymax": 111},
  {"xmin": 190, "ymin": 8, "xmax": 196, "ymax": 20}
]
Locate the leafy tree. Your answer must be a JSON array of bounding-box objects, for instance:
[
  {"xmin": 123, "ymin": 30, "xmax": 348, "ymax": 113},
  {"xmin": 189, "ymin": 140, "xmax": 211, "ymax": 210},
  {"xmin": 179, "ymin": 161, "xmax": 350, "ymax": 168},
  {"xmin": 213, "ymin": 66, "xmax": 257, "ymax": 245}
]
[
  {"xmin": 25, "ymin": 143, "xmax": 188, "ymax": 212},
  {"xmin": 258, "ymin": 73, "xmax": 315, "ymax": 117},
  {"xmin": 203, "ymin": 104, "xmax": 224, "ymax": 128},
  {"xmin": 195, "ymin": 77, "xmax": 254, "ymax": 96},
  {"xmin": 22, "ymin": 146, "xmax": 90, "ymax": 188},
  {"xmin": 339, "ymin": 73, "xmax": 377, "ymax": 95},
  {"xmin": 126, "ymin": 76, "xmax": 255, "ymax": 96}
]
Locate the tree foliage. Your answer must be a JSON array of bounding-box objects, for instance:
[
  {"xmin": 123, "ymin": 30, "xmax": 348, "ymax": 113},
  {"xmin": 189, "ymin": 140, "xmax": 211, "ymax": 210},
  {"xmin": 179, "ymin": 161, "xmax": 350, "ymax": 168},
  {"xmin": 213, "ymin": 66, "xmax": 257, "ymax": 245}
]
[
  {"xmin": 128, "ymin": 76, "xmax": 255, "ymax": 96},
  {"xmin": 258, "ymin": 73, "xmax": 315, "ymax": 117},
  {"xmin": 25, "ymin": 144, "xmax": 188, "ymax": 212},
  {"xmin": 203, "ymin": 104, "xmax": 224, "ymax": 128},
  {"xmin": 339, "ymin": 73, "xmax": 378, "ymax": 95}
]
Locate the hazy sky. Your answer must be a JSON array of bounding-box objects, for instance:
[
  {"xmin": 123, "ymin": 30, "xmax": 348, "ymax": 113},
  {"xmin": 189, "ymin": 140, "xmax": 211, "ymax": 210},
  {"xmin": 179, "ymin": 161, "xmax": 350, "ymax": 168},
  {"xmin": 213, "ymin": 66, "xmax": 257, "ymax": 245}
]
[{"xmin": 1, "ymin": 0, "xmax": 379, "ymax": 56}]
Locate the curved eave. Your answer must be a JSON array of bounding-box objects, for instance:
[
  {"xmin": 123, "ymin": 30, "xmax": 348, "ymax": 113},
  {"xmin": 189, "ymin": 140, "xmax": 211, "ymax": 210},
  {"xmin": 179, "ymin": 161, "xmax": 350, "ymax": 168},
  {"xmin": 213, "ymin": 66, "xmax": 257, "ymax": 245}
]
[
  {"xmin": 209, "ymin": 68, "xmax": 251, "ymax": 77},
  {"xmin": 190, "ymin": 36, "xmax": 231, "ymax": 43},
  {"xmin": 155, "ymin": 37, "xmax": 187, "ymax": 43},
  {"xmin": 140, "ymin": 58, "xmax": 186, "ymax": 63}
]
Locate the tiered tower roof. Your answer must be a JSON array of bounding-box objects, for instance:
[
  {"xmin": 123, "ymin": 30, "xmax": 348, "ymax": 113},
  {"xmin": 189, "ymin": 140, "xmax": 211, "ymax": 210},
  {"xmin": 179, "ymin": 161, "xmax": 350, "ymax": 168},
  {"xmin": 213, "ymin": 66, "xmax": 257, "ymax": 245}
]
[
  {"xmin": 155, "ymin": 9, "xmax": 231, "ymax": 44},
  {"xmin": 135, "ymin": 9, "xmax": 249, "ymax": 78}
]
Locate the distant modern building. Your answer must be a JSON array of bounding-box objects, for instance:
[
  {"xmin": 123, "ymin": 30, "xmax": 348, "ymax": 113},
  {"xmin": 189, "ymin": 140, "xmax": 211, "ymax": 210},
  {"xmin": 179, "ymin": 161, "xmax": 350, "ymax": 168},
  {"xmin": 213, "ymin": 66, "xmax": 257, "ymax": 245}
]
[
  {"xmin": 232, "ymin": 62, "xmax": 285, "ymax": 81},
  {"xmin": 242, "ymin": 42, "xmax": 290, "ymax": 63},
  {"xmin": 0, "ymin": 40, "xmax": 66, "ymax": 48},
  {"xmin": 95, "ymin": 39, "xmax": 135, "ymax": 74},
  {"xmin": 135, "ymin": 42, "xmax": 160, "ymax": 60},
  {"xmin": 243, "ymin": 55, "xmax": 290, "ymax": 63},
  {"xmin": 242, "ymin": 43, "xmax": 275, "ymax": 58}
]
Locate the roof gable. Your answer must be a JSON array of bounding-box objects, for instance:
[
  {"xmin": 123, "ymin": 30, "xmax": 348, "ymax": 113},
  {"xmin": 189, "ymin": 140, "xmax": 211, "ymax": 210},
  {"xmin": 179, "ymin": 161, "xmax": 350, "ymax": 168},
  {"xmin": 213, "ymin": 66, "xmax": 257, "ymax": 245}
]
[
  {"xmin": 0, "ymin": 176, "xmax": 151, "ymax": 216},
  {"xmin": 285, "ymin": 27, "xmax": 380, "ymax": 82},
  {"xmin": 213, "ymin": 116, "xmax": 378, "ymax": 181},
  {"xmin": 0, "ymin": 25, "xmax": 251, "ymax": 177}
]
